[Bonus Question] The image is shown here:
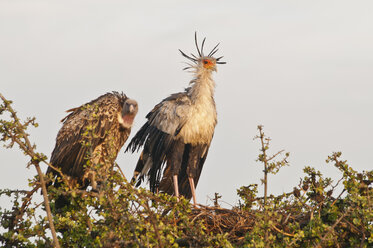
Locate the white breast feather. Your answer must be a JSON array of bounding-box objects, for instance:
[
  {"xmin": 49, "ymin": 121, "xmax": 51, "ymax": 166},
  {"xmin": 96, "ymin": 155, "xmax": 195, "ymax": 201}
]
[{"xmin": 178, "ymin": 72, "xmax": 217, "ymax": 145}]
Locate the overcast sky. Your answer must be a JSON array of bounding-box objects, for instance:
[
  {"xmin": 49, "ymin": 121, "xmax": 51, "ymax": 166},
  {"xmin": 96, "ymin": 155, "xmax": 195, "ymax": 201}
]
[{"xmin": 1, "ymin": 1, "xmax": 372, "ymax": 207}]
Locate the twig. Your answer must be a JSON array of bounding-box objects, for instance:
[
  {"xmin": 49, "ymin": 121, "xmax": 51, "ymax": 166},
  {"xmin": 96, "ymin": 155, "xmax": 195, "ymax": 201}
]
[
  {"xmin": 114, "ymin": 162, "xmax": 127, "ymax": 181},
  {"xmin": 15, "ymin": 184, "xmax": 41, "ymax": 223},
  {"xmin": 331, "ymin": 189, "xmax": 346, "ymax": 207},
  {"xmin": 271, "ymin": 224, "xmax": 295, "ymax": 237},
  {"xmin": 267, "ymin": 150, "xmax": 285, "ymax": 162}
]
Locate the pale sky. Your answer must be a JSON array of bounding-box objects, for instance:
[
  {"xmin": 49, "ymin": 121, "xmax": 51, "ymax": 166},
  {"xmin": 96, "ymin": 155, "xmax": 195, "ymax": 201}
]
[{"xmin": 1, "ymin": 1, "xmax": 372, "ymax": 208}]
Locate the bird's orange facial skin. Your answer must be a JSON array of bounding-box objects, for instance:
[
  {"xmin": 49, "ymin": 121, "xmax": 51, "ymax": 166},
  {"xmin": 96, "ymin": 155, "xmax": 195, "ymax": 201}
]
[{"xmin": 202, "ymin": 59, "xmax": 216, "ymax": 70}]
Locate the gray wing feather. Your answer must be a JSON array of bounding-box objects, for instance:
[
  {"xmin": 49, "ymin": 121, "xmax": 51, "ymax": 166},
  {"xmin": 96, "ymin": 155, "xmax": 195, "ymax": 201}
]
[{"xmin": 147, "ymin": 92, "xmax": 191, "ymax": 136}]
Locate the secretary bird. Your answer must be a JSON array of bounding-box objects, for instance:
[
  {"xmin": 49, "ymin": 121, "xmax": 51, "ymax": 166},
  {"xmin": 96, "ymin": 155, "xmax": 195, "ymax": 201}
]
[{"xmin": 126, "ymin": 33, "xmax": 225, "ymax": 205}]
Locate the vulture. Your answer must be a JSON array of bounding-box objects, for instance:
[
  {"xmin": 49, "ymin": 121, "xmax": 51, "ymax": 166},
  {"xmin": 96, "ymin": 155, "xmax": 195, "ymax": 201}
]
[
  {"xmin": 126, "ymin": 33, "xmax": 225, "ymax": 205},
  {"xmin": 47, "ymin": 92, "xmax": 138, "ymax": 205}
]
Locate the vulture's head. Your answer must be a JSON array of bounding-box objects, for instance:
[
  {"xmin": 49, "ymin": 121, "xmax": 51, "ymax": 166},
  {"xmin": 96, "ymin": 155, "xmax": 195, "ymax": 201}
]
[
  {"xmin": 118, "ymin": 98, "xmax": 138, "ymax": 129},
  {"xmin": 179, "ymin": 32, "xmax": 226, "ymax": 72}
]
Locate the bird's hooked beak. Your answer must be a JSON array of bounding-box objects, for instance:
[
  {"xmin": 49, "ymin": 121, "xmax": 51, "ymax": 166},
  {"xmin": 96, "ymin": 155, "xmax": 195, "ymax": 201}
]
[
  {"xmin": 207, "ymin": 64, "xmax": 217, "ymax": 72},
  {"xmin": 124, "ymin": 99, "xmax": 138, "ymax": 115},
  {"xmin": 118, "ymin": 99, "xmax": 138, "ymax": 129}
]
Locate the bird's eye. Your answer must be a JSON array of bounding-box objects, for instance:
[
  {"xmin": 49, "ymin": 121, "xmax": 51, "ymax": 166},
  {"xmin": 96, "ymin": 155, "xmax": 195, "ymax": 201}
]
[{"xmin": 203, "ymin": 60, "xmax": 209, "ymax": 64}]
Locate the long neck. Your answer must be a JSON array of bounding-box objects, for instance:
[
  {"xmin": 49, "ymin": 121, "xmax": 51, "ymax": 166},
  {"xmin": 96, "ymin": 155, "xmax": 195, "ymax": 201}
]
[{"xmin": 188, "ymin": 69, "xmax": 216, "ymax": 104}]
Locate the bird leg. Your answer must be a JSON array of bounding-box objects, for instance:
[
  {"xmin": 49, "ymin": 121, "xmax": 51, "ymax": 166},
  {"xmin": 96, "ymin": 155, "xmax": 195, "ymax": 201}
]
[
  {"xmin": 173, "ymin": 175, "xmax": 180, "ymax": 202},
  {"xmin": 171, "ymin": 142, "xmax": 184, "ymax": 202},
  {"xmin": 188, "ymin": 177, "xmax": 197, "ymax": 207}
]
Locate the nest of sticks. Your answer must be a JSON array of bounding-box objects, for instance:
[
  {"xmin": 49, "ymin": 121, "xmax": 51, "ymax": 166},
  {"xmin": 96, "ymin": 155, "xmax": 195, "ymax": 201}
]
[
  {"xmin": 184, "ymin": 204, "xmax": 311, "ymax": 246},
  {"xmin": 188, "ymin": 205, "xmax": 258, "ymax": 245}
]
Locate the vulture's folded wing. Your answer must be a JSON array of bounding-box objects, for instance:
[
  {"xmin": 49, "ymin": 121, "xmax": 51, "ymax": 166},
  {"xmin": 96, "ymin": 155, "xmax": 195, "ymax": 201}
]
[{"xmin": 48, "ymin": 93, "xmax": 121, "ymax": 179}]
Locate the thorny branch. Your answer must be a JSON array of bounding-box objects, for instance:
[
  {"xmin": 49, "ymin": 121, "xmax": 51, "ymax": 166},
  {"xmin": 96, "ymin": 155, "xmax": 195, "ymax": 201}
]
[
  {"xmin": 254, "ymin": 125, "xmax": 290, "ymax": 247},
  {"xmin": 0, "ymin": 93, "xmax": 61, "ymax": 248}
]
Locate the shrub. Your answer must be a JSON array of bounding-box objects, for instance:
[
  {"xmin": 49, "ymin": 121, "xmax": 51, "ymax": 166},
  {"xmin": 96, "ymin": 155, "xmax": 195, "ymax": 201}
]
[{"xmin": 1, "ymin": 94, "xmax": 371, "ymax": 247}]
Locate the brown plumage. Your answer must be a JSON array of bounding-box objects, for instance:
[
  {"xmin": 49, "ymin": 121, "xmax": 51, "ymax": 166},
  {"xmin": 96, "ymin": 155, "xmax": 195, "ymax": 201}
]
[
  {"xmin": 126, "ymin": 33, "xmax": 225, "ymax": 205},
  {"xmin": 47, "ymin": 92, "xmax": 138, "ymax": 197}
]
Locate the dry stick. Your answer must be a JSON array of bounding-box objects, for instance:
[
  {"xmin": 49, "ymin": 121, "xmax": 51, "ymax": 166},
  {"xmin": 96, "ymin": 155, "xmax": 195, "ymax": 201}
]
[
  {"xmin": 331, "ymin": 189, "xmax": 346, "ymax": 207},
  {"xmin": 0, "ymin": 93, "xmax": 61, "ymax": 248},
  {"xmin": 34, "ymin": 162, "xmax": 60, "ymax": 248},
  {"xmin": 267, "ymin": 149, "xmax": 285, "ymax": 162},
  {"xmin": 114, "ymin": 163, "xmax": 127, "ymax": 181},
  {"xmin": 343, "ymin": 218, "xmax": 364, "ymax": 235},
  {"xmin": 270, "ymin": 224, "xmax": 295, "ymax": 237}
]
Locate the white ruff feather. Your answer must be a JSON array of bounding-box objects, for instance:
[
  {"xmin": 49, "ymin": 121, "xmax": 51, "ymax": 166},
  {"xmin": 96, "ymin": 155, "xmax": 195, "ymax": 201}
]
[{"xmin": 178, "ymin": 66, "xmax": 217, "ymax": 145}]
